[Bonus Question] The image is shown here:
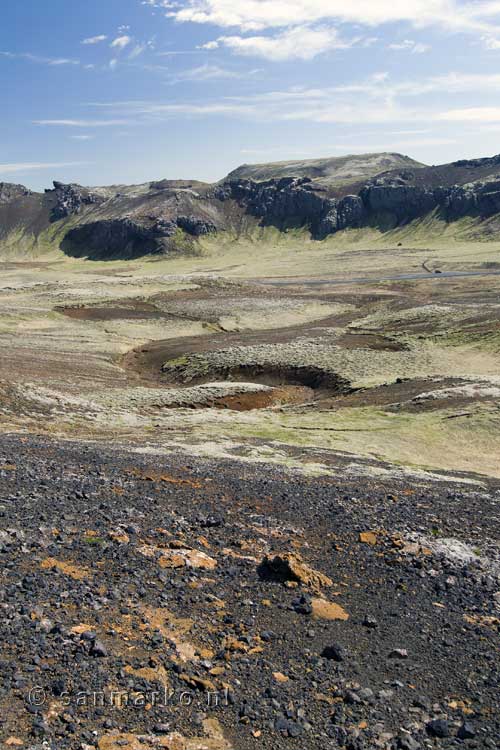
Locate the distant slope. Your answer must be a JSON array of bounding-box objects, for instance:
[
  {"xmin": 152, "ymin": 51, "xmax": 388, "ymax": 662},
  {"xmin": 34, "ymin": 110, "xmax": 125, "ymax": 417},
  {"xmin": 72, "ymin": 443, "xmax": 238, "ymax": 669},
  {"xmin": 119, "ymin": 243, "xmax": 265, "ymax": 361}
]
[
  {"xmin": 224, "ymin": 153, "xmax": 425, "ymax": 188},
  {"xmin": 376, "ymin": 153, "xmax": 500, "ymax": 189},
  {"xmin": 4, "ymin": 151, "xmax": 500, "ymax": 259}
]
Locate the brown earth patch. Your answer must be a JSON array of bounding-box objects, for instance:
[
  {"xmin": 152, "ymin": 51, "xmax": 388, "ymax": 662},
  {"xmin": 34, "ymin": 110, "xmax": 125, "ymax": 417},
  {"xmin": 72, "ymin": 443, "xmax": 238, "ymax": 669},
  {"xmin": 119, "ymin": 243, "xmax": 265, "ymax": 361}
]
[
  {"xmin": 40, "ymin": 557, "xmax": 91, "ymax": 580},
  {"xmin": 336, "ymin": 332, "xmax": 407, "ymax": 352},
  {"xmin": 56, "ymin": 302, "xmax": 168, "ymax": 322},
  {"xmin": 181, "ymin": 385, "xmax": 313, "ymax": 411},
  {"xmin": 125, "ymin": 468, "xmax": 204, "ymax": 488}
]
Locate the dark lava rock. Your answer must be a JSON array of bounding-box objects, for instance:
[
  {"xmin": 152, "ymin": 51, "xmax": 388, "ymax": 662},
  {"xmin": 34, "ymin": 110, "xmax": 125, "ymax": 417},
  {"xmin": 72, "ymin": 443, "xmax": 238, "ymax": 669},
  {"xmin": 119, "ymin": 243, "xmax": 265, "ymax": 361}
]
[
  {"xmin": 61, "ymin": 217, "xmax": 177, "ymax": 259},
  {"xmin": 292, "ymin": 594, "xmax": 313, "ymax": 616},
  {"xmin": 176, "ymin": 215, "xmax": 217, "ymax": 236},
  {"xmin": 426, "ymin": 719, "xmax": 451, "ymax": 738},
  {"xmin": 389, "ymin": 649, "xmax": 408, "ymax": 659},
  {"xmin": 51, "ymin": 181, "xmax": 104, "ymax": 220},
  {"xmin": 457, "ymin": 722, "xmax": 476, "ymax": 739},
  {"xmin": 322, "ymin": 643, "xmax": 349, "ymax": 662},
  {"xmin": 0, "ymin": 182, "xmax": 32, "ymax": 204},
  {"xmin": 397, "ymin": 735, "xmax": 421, "ymax": 750},
  {"xmin": 90, "ymin": 640, "xmax": 108, "ymax": 658}
]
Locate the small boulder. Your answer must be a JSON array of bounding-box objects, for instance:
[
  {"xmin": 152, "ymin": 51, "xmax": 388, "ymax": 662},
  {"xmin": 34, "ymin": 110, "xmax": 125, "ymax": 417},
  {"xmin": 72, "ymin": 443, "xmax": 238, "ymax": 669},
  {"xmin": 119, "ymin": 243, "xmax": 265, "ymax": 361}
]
[
  {"xmin": 426, "ymin": 719, "xmax": 450, "ymax": 738},
  {"xmin": 321, "ymin": 643, "xmax": 349, "ymax": 662},
  {"xmin": 259, "ymin": 552, "xmax": 332, "ymax": 590},
  {"xmin": 458, "ymin": 723, "xmax": 475, "ymax": 740}
]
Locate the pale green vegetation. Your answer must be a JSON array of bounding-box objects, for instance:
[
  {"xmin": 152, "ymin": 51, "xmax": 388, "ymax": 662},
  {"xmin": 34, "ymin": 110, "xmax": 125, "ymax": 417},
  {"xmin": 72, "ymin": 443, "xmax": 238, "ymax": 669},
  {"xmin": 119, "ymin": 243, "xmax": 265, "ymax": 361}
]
[{"xmin": 1, "ymin": 222, "xmax": 500, "ymax": 481}]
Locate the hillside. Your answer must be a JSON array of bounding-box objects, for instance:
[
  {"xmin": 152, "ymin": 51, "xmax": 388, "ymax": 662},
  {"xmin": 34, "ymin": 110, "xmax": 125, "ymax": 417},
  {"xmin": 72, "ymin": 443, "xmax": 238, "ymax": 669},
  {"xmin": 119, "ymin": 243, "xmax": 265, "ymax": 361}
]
[
  {"xmin": 376, "ymin": 153, "xmax": 500, "ymax": 189},
  {"xmin": 224, "ymin": 152, "xmax": 424, "ymax": 188},
  {"xmin": 2, "ymin": 151, "xmax": 500, "ymax": 259}
]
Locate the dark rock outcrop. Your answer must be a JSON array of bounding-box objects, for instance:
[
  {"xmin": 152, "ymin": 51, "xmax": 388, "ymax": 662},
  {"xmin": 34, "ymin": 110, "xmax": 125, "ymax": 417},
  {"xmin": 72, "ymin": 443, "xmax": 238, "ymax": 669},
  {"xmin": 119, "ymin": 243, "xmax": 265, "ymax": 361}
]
[
  {"xmin": 315, "ymin": 196, "xmax": 365, "ymax": 239},
  {"xmin": 214, "ymin": 178, "xmax": 367, "ymax": 238},
  {"xmin": 51, "ymin": 181, "xmax": 104, "ymax": 220},
  {"xmin": 61, "ymin": 213, "xmax": 216, "ymax": 259},
  {"xmin": 476, "ymin": 187, "xmax": 500, "ymax": 216},
  {"xmin": 214, "ymin": 177, "xmax": 325, "ymax": 226},
  {"xmin": 360, "ymin": 184, "xmax": 439, "ymax": 223},
  {"xmin": 6, "ymin": 152, "xmax": 500, "ymax": 257},
  {"xmin": 0, "ymin": 182, "xmax": 32, "ymax": 204},
  {"xmin": 213, "ymin": 171, "xmax": 500, "ymax": 238},
  {"xmin": 61, "ymin": 217, "xmax": 176, "ymax": 259},
  {"xmin": 176, "ymin": 215, "xmax": 217, "ymax": 236},
  {"xmin": 360, "ymin": 179, "xmax": 500, "ymax": 226}
]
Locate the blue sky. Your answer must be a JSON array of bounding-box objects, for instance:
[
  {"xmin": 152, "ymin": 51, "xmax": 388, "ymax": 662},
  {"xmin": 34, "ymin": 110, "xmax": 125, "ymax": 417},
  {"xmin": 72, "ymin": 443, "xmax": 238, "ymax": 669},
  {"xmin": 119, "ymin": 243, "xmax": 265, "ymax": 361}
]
[{"xmin": 3, "ymin": 0, "xmax": 500, "ymax": 189}]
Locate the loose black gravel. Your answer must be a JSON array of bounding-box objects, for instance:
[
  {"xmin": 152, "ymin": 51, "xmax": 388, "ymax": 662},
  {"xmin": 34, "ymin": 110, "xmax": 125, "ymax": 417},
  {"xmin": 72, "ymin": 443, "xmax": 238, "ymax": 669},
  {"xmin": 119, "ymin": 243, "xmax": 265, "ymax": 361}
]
[{"xmin": 0, "ymin": 434, "xmax": 498, "ymax": 750}]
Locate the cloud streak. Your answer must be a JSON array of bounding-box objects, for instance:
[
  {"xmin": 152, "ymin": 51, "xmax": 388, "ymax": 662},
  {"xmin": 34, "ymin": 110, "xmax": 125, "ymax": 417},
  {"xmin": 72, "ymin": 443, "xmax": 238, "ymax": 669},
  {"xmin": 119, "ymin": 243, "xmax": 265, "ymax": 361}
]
[
  {"xmin": 34, "ymin": 119, "xmax": 132, "ymax": 127},
  {"xmin": 164, "ymin": 0, "xmax": 500, "ymax": 35},
  {"xmin": 213, "ymin": 25, "xmax": 355, "ymax": 61},
  {"xmin": 167, "ymin": 62, "xmax": 259, "ymax": 82},
  {"xmin": 0, "ymin": 162, "xmax": 88, "ymax": 175},
  {"xmin": 81, "ymin": 70, "xmax": 500, "ymax": 125},
  {"xmin": 0, "ymin": 51, "xmax": 80, "ymax": 66},
  {"xmin": 388, "ymin": 39, "xmax": 430, "ymax": 53},
  {"xmin": 82, "ymin": 35, "xmax": 107, "ymax": 45},
  {"xmin": 110, "ymin": 35, "xmax": 132, "ymax": 50}
]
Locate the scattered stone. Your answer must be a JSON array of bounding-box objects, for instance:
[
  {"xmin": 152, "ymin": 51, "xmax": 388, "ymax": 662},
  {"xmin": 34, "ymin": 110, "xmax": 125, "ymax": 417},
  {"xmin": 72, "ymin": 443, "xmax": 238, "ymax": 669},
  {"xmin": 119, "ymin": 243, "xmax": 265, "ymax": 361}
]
[
  {"xmin": 359, "ymin": 531, "xmax": 378, "ymax": 545},
  {"xmin": 457, "ymin": 722, "xmax": 476, "ymax": 739},
  {"xmin": 90, "ymin": 640, "xmax": 108, "ymax": 658},
  {"xmin": 311, "ymin": 597, "xmax": 349, "ymax": 621},
  {"xmin": 292, "ymin": 594, "xmax": 313, "ymax": 615},
  {"xmin": 321, "ymin": 643, "xmax": 349, "ymax": 662},
  {"xmin": 259, "ymin": 552, "xmax": 332, "ymax": 590},
  {"xmin": 426, "ymin": 719, "xmax": 451, "ymax": 738},
  {"xmin": 397, "ymin": 735, "xmax": 421, "ymax": 750},
  {"xmin": 272, "ymin": 672, "xmax": 289, "ymax": 683},
  {"xmin": 389, "ymin": 649, "xmax": 408, "ymax": 659}
]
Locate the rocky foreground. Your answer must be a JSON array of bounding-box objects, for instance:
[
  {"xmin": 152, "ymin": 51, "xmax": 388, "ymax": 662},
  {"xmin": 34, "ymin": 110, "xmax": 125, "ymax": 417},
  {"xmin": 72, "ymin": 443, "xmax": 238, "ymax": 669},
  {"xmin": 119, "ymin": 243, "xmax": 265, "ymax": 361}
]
[{"xmin": 0, "ymin": 435, "xmax": 498, "ymax": 750}]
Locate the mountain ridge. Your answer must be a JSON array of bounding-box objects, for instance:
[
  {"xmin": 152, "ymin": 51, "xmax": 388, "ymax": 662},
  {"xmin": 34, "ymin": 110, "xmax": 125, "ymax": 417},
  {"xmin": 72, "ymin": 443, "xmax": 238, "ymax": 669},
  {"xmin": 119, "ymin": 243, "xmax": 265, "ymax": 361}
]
[
  {"xmin": 2, "ymin": 150, "xmax": 500, "ymax": 259},
  {"xmin": 224, "ymin": 152, "xmax": 424, "ymax": 188}
]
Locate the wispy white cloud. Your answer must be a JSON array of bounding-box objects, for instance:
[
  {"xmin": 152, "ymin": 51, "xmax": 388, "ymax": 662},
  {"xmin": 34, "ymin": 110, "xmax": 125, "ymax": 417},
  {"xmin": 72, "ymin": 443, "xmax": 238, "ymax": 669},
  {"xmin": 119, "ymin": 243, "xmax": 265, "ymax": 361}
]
[
  {"xmin": 239, "ymin": 136, "xmax": 456, "ymax": 158},
  {"xmin": 110, "ymin": 35, "xmax": 132, "ymax": 50},
  {"xmin": 482, "ymin": 34, "xmax": 500, "ymax": 48},
  {"xmin": 129, "ymin": 43, "xmax": 147, "ymax": 59},
  {"xmin": 69, "ymin": 134, "xmax": 94, "ymax": 140},
  {"xmin": 168, "ymin": 62, "xmax": 259, "ymax": 82},
  {"xmin": 389, "ymin": 39, "xmax": 430, "ymax": 53},
  {"xmin": 1, "ymin": 51, "xmax": 79, "ymax": 66},
  {"xmin": 82, "ymin": 70, "xmax": 500, "ymax": 125},
  {"xmin": 34, "ymin": 119, "xmax": 131, "ymax": 127},
  {"xmin": 199, "ymin": 41, "xmax": 219, "ymax": 50},
  {"xmin": 128, "ymin": 38, "xmax": 156, "ymax": 59},
  {"xmin": 330, "ymin": 137, "xmax": 457, "ymax": 149},
  {"xmin": 437, "ymin": 106, "xmax": 500, "ymax": 121},
  {"xmin": 157, "ymin": 49, "xmax": 204, "ymax": 56},
  {"xmin": 81, "ymin": 35, "xmax": 107, "ymax": 45},
  {"xmin": 0, "ymin": 162, "xmax": 88, "ymax": 175},
  {"xmin": 213, "ymin": 25, "xmax": 356, "ymax": 61},
  {"xmin": 161, "ymin": 0, "xmax": 500, "ymax": 36}
]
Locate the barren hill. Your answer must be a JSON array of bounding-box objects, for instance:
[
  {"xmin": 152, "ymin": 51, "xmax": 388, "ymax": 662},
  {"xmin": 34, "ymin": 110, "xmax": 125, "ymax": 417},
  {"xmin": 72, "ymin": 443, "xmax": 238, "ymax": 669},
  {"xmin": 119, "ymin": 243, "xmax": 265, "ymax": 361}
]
[
  {"xmin": 224, "ymin": 152, "xmax": 424, "ymax": 188},
  {"xmin": 3, "ymin": 151, "xmax": 500, "ymax": 259}
]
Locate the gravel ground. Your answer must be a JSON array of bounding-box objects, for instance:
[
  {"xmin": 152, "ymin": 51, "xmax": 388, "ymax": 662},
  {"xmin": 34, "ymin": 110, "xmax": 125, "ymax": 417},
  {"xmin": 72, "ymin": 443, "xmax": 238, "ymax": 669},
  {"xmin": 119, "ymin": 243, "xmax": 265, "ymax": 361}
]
[{"xmin": 0, "ymin": 434, "xmax": 498, "ymax": 750}]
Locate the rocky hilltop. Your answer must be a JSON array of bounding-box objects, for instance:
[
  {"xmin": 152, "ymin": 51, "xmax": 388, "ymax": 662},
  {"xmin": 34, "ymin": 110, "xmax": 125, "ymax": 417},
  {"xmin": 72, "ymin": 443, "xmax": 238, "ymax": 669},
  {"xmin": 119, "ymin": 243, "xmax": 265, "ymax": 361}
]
[
  {"xmin": 225, "ymin": 152, "xmax": 423, "ymax": 188},
  {"xmin": 3, "ymin": 151, "xmax": 500, "ymax": 258}
]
